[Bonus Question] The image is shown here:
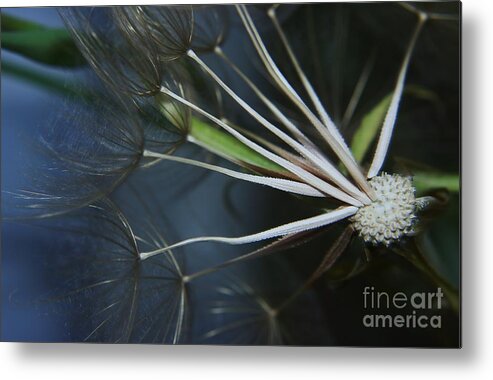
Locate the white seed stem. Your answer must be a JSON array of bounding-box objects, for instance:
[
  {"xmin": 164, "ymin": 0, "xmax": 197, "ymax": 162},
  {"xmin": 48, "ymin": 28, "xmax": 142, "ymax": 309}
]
[
  {"xmin": 183, "ymin": 232, "xmax": 302, "ymax": 282},
  {"xmin": 236, "ymin": 5, "xmax": 374, "ymax": 198},
  {"xmin": 213, "ymin": 47, "xmax": 370, "ymax": 204},
  {"xmin": 341, "ymin": 52, "xmax": 375, "ymax": 129},
  {"xmin": 399, "ymin": 2, "xmax": 458, "ymax": 21},
  {"xmin": 160, "ymin": 87, "xmax": 362, "ymax": 206},
  {"xmin": 268, "ymin": 7, "xmax": 333, "ymax": 130},
  {"xmin": 367, "ymin": 16, "xmax": 426, "ymax": 178},
  {"xmin": 214, "ymin": 47, "xmax": 314, "ymax": 148},
  {"xmin": 140, "ymin": 206, "xmax": 358, "ymax": 260},
  {"xmin": 144, "ymin": 149, "xmax": 325, "ymax": 197},
  {"xmin": 172, "ymin": 286, "xmax": 186, "ymax": 344}
]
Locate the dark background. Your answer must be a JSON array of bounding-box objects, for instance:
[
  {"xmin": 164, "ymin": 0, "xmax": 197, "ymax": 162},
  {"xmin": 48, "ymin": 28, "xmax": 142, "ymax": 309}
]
[{"xmin": 1, "ymin": 3, "xmax": 460, "ymax": 346}]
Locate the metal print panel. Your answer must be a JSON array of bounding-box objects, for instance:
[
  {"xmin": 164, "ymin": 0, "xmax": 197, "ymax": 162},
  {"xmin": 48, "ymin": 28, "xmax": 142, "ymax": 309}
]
[{"xmin": 1, "ymin": 2, "xmax": 461, "ymax": 347}]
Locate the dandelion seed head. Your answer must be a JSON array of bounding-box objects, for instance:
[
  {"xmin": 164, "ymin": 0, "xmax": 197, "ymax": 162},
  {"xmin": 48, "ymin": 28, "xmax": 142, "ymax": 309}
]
[
  {"xmin": 351, "ymin": 173, "xmax": 416, "ymax": 246},
  {"xmin": 115, "ymin": 6, "xmax": 193, "ymax": 62},
  {"xmin": 191, "ymin": 6, "xmax": 229, "ymax": 53},
  {"xmin": 61, "ymin": 7, "xmax": 167, "ymax": 98},
  {"xmin": 3, "ymin": 97, "xmax": 149, "ymax": 219}
]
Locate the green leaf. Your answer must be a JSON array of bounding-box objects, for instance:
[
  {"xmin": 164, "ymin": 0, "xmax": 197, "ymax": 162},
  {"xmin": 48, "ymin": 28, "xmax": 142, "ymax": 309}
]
[
  {"xmin": 351, "ymin": 94, "xmax": 392, "ymax": 164},
  {"xmin": 1, "ymin": 14, "xmax": 85, "ymax": 67},
  {"xmin": 350, "ymin": 86, "xmax": 442, "ymax": 164},
  {"xmin": 413, "ymin": 171, "xmax": 459, "ymax": 194},
  {"xmin": 2, "ymin": 30, "xmax": 85, "ymax": 67},
  {"xmin": 189, "ymin": 118, "xmax": 285, "ymax": 174},
  {"xmin": 1, "ymin": 13, "xmax": 45, "ymax": 32},
  {"xmin": 2, "ymin": 60, "xmax": 83, "ymax": 98}
]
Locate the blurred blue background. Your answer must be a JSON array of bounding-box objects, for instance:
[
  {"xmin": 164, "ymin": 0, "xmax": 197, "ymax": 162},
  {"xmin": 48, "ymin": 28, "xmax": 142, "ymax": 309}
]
[{"xmin": 2, "ymin": 8, "xmax": 79, "ymax": 341}]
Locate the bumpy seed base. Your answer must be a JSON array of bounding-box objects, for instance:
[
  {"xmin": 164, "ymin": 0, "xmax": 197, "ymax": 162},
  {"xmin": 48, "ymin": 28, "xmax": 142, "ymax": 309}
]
[{"xmin": 351, "ymin": 173, "xmax": 416, "ymax": 246}]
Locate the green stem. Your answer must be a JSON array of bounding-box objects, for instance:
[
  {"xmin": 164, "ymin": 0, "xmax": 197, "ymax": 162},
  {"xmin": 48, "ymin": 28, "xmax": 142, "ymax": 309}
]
[{"xmin": 413, "ymin": 172, "xmax": 460, "ymax": 194}]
